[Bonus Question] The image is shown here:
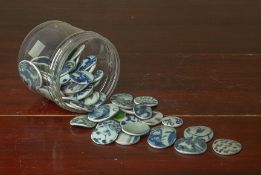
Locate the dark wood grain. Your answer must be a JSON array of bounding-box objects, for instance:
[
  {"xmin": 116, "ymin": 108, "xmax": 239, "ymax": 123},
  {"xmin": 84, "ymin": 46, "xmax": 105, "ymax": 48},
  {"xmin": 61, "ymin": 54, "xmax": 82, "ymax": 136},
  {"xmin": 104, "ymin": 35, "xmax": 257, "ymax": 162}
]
[
  {"xmin": 0, "ymin": 115, "xmax": 260, "ymax": 175},
  {"xmin": 1, "ymin": 0, "xmax": 261, "ymax": 174}
]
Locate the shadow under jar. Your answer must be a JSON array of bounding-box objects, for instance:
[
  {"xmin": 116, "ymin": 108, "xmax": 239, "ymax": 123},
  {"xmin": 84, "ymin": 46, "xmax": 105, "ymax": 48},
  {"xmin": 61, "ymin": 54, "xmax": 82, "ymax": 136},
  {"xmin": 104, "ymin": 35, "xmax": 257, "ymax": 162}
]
[{"xmin": 18, "ymin": 20, "xmax": 120, "ymax": 113}]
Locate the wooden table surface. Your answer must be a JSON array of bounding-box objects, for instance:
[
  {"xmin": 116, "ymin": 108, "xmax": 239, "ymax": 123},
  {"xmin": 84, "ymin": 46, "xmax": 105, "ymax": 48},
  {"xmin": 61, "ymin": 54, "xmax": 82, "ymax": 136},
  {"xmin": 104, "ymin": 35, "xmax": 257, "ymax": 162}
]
[{"xmin": 1, "ymin": 0, "xmax": 261, "ymax": 174}]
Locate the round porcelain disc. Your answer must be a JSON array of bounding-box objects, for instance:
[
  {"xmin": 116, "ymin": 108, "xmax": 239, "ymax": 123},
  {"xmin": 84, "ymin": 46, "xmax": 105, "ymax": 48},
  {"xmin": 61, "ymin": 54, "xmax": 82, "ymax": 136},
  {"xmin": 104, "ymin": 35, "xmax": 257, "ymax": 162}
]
[
  {"xmin": 134, "ymin": 96, "xmax": 158, "ymax": 107},
  {"xmin": 70, "ymin": 115, "xmax": 96, "ymax": 128},
  {"xmin": 91, "ymin": 125, "xmax": 118, "ymax": 145},
  {"xmin": 83, "ymin": 91, "xmax": 100, "ymax": 106},
  {"xmin": 61, "ymin": 61, "xmax": 76, "ymax": 77},
  {"xmin": 143, "ymin": 111, "xmax": 163, "ymax": 126},
  {"xmin": 174, "ymin": 137, "xmax": 208, "ymax": 155},
  {"xmin": 162, "ymin": 116, "xmax": 183, "ymax": 127},
  {"xmin": 120, "ymin": 107, "xmax": 135, "ymax": 115},
  {"xmin": 18, "ymin": 60, "xmax": 43, "ymax": 90},
  {"xmin": 69, "ymin": 85, "xmax": 93, "ymax": 100},
  {"xmin": 96, "ymin": 120, "xmax": 122, "ymax": 134},
  {"xmin": 88, "ymin": 104, "xmax": 119, "ymax": 122},
  {"xmin": 65, "ymin": 100, "xmax": 93, "ymax": 112},
  {"xmin": 70, "ymin": 71, "xmax": 94, "ymax": 85},
  {"xmin": 60, "ymin": 74, "xmax": 71, "ymax": 86},
  {"xmin": 61, "ymin": 81, "xmax": 88, "ymax": 96},
  {"xmin": 87, "ymin": 63, "xmax": 96, "ymax": 73},
  {"xmin": 184, "ymin": 126, "xmax": 214, "ymax": 142},
  {"xmin": 116, "ymin": 132, "xmax": 140, "ymax": 145},
  {"xmin": 122, "ymin": 122, "xmax": 150, "ymax": 136},
  {"xmin": 110, "ymin": 93, "xmax": 134, "ymax": 109},
  {"xmin": 77, "ymin": 55, "xmax": 97, "ymax": 72},
  {"xmin": 133, "ymin": 104, "xmax": 152, "ymax": 120},
  {"xmin": 147, "ymin": 126, "xmax": 176, "ymax": 149},
  {"xmin": 120, "ymin": 115, "xmax": 141, "ymax": 126},
  {"xmin": 93, "ymin": 69, "xmax": 104, "ymax": 83},
  {"xmin": 212, "ymin": 138, "xmax": 242, "ymax": 156},
  {"xmin": 88, "ymin": 92, "xmax": 107, "ymax": 109}
]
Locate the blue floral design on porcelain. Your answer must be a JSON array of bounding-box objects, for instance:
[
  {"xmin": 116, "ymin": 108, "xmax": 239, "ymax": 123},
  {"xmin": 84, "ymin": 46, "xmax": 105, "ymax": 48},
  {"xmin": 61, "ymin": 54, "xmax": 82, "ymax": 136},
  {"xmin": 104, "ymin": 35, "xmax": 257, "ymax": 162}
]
[
  {"xmin": 162, "ymin": 116, "xmax": 183, "ymax": 127},
  {"xmin": 97, "ymin": 120, "xmax": 122, "ymax": 133},
  {"xmin": 120, "ymin": 115, "xmax": 141, "ymax": 126},
  {"xmin": 147, "ymin": 126, "xmax": 176, "ymax": 148},
  {"xmin": 163, "ymin": 119, "xmax": 175, "ymax": 126},
  {"xmin": 71, "ymin": 85, "xmax": 93, "ymax": 100},
  {"xmin": 133, "ymin": 104, "xmax": 152, "ymax": 119},
  {"xmin": 91, "ymin": 124, "xmax": 118, "ymax": 144},
  {"xmin": 88, "ymin": 92, "xmax": 107, "ymax": 109},
  {"xmin": 110, "ymin": 93, "xmax": 134, "ymax": 109},
  {"xmin": 174, "ymin": 137, "xmax": 207, "ymax": 154},
  {"xmin": 61, "ymin": 81, "xmax": 88, "ymax": 95},
  {"xmin": 184, "ymin": 126, "xmax": 214, "ymax": 142},
  {"xmin": 70, "ymin": 71, "xmax": 94, "ymax": 85},
  {"xmin": 60, "ymin": 74, "xmax": 70, "ymax": 85},
  {"xmin": 18, "ymin": 60, "xmax": 42, "ymax": 90},
  {"xmin": 88, "ymin": 104, "xmax": 110, "ymax": 120},
  {"xmin": 77, "ymin": 55, "xmax": 97, "ymax": 71},
  {"xmin": 61, "ymin": 61, "xmax": 76, "ymax": 76},
  {"xmin": 93, "ymin": 69, "xmax": 104, "ymax": 82},
  {"xmin": 88, "ymin": 104, "xmax": 119, "ymax": 122}
]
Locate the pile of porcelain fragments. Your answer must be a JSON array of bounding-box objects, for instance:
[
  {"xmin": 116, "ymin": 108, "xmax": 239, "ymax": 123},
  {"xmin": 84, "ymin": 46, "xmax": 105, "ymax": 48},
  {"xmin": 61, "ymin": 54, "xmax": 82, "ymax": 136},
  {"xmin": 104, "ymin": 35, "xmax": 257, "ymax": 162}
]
[{"xmin": 70, "ymin": 93, "xmax": 242, "ymax": 156}]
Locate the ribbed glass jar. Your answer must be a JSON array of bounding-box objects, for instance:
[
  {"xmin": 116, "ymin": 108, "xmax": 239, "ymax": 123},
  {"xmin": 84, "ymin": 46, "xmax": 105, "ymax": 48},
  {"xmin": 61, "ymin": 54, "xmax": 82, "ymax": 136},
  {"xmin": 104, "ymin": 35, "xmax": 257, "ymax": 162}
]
[{"xmin": 18, "ymin": 20, "xmax": 120, "ymax": 113}]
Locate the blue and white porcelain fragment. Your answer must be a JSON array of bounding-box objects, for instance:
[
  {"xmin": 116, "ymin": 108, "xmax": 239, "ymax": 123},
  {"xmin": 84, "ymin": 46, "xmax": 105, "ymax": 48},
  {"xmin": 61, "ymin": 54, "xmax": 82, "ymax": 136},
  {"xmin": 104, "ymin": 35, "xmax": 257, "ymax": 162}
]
[
  {"xmin": 91, "ymin": 124, "xmax": 118, "ymax": 145},
  {"xmin": 83, "ymin": 91, "xmax": 100, "ymax": 106},
  {"xmin": 61, "ymin": 61, "xmax": 76, "ymax": 77},
  {"xmin": 143, "ymin": 111, "xmax": 163, "ymax": 126},
  {"xmin": 184, "ymin": 126, "xmax": 214, "ymax": 142},
  {"xmin": 116, "ymin": 132, "xmax": 140, "ymax": 145},
  {"xmin": 174, "ymin": 137, "xmax": 208, "ymax": 155},
  {"xmin": 93, "ymin": 69, "xmax": 104, "ymax": 83},
  {"xmin": 122, "ymin": 122, "xmax": 150, "ymax": 136},
  {"xmin": 61, "ymin": 81, "xmax": 88, "ymax": 96},
  {"xmin": 134, "ymin": 96, "xmax": 158, "ymax": 107},
  {"xmin": 65, "ymin": 100, "xmax": 93, "ymax": 112},
  {"xmin": 88, "ymin": 92, "xmax": 107, "ymax": 109},
  {"xmin": 212, "ymin": 138, "xmax": 242, "ymax": 156},
  {"xmin": 133, "ymin": 104, "xmax": 153, "ymax": 120},
  {"xmin": 147, "ymin": 126, "xmax": 176, "ymax": 149},
  {"xmin": 162, "ymin": 116, "xmax": 183, "ymax": 127},
  {"xmin": 69, "ymin": 85, "xmax": 94, "ymax": 100},
  {"xmin": 60, "ymin": 74, "xmax": 71, "ymax": 86},
  {"xmin": 96, "ymin": 119, "xmax": 122, "ymax": 134},
  {"xmin": 120, "ymin": 115, "xmax": 141, "ymax": 126},
  {"xmin": 70, "ymin": 71, "xmax": 94, "ymax": 85},
  {"xmin": 120, "ymin": 107, "xmax": 135, "ymax": 115},
  {"xmin": 77, "ymin": 55, "xmax": 97, "ymax": 72},
  {"xmin": 18, "ymin": 60, "xmax": 43, "ymax": 90},
  {"xmin": 88, "ymin": 104, "xmax": 119, "ymax": 122},
  {"xmin": 110, "ymin": 93, "xmax": 134, "ymax": 109},
  {"xmin": 70, "ymin": 115, "xmax": 96, "ymax": 128}
]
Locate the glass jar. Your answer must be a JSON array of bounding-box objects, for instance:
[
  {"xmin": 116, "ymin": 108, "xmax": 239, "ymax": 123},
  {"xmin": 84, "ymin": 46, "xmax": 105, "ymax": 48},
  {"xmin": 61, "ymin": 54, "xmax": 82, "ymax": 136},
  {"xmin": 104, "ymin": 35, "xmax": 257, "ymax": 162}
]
[{"xmin": 18, "ymin": 20, "xmax": 120, "ymax": 113}]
